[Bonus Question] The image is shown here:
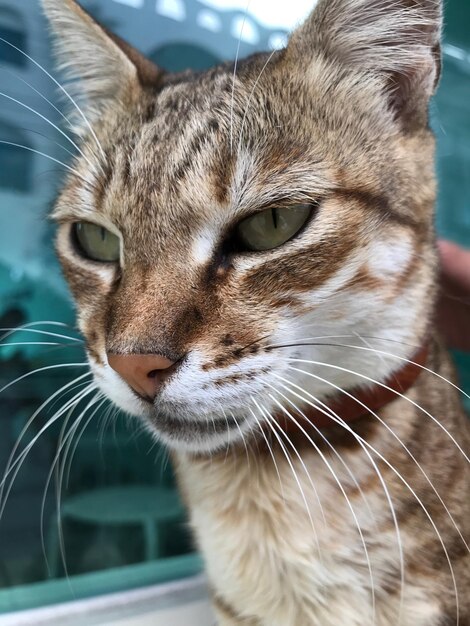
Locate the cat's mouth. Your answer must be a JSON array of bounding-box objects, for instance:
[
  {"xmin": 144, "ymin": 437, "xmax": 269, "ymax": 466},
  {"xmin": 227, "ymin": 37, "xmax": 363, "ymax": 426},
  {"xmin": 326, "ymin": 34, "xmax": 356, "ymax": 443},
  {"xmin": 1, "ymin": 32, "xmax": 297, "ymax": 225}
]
[{"xmin": 90, "ymin": 357, "xmax": 267, "ymax": 452}]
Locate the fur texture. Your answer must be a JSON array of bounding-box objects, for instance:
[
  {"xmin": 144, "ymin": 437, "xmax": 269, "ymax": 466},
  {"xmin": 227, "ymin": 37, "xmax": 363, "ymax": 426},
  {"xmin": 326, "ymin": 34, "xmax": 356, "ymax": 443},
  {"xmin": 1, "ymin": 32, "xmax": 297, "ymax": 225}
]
[{"xmin": 42, "ymin": 0, "xmax": 469, "ymax": 623}]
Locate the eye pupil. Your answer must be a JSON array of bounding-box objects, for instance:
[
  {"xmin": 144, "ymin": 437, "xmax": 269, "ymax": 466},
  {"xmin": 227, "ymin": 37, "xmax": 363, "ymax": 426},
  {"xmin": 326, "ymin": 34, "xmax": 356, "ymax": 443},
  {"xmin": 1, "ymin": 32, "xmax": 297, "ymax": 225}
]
[
  {"xmin": 101, "ymin": 227, "xmax": 106, "ymax": 241},
  {"xmin": 271, "ymin": 208, "xmax": 278, "ymax": 229}
]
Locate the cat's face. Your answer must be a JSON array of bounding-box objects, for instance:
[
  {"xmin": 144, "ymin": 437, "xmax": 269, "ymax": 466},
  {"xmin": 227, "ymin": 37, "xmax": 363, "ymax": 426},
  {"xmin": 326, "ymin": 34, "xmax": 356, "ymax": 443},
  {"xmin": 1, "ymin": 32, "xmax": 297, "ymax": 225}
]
[{"xmin": 45, "ymin": 0, "xmax": 442, "ymax": 452}]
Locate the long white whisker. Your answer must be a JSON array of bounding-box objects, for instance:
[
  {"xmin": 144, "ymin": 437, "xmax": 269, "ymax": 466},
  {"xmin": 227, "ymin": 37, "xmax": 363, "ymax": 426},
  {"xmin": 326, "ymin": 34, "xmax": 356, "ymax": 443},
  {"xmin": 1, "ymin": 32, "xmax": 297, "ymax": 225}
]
[
  {"xmin": 41, "ymin": 402, "xmax": 80, "ymax": 575},
  {"xmin": 0, "ymin": 363, "xmax": 88, "ymax": 396},
  {"xmin": 64, "ymin": 397, "xmax": 108, "ymax": 488},
  {"xmin": 0, "ymin": 320, "xmax": 73, "ymax": 343},
  {"xmin": 270, "ymin": 337, "xmax": 470, "ymax": 403},
  {"xmin": 0, "ymin": 341, "xmax": 69, "ymax": 348},
  {"xmin": 229, "ymin": 409, "xmax": 251, "ymax": 472},
  {"xmin": 44, "ymin": 379, "xmax": 94, "ymax": 425},
  {"xmin": 266, "ymin": 388, "xmax": 378, "ymax": 624},
  {"xmin": 361, "ymin": 433, "xmax": 460, "ymax": 624},
  {"xmin": 289, "ymin": 358, "xmax": 470, "ymax": 464},
  {"xmin": 264, "ymin": 376, "xmax": 378, "ymax": 529},
  {"xmin": 0, "ymin": 383, "xmax": 96, "ymax": 522},
  {"xmin": 0, "ymin": 141, "xmax": 91, "ymax": 186},
  {"xmin": 0, "ymin": 328, "xmax": 83, "ymax": 343},
  {"xmin": 19, "ymin": 126, "xmax": 79, "ymax": 162},
  {"xmin": 230, "ymin": 0, "xmax": 252, "ymax": 154},
  {"xmin": 0, "ymin": 372, "xmax": 92, "ymax": 500},
  {"xmin": 253, "ymin": 397, "xmax": 324, "ymax": 565},
  {"xmin": 0, "ymin": 91, "xmax": 98, "ymax": 172},
  {"xmin": 54, "ymin": 392, "xmax": 102, "ymax": 579},
  {"xmin": 0, "ymin": 36, "xmax": 106, "ymax": 160},
  {"xmin": 236, "ymin": 49, "xmax": 277, "ymax": 158},
  {"xmin": 278, "ymin": 369, "xmax": 460, "ymax": 623},
  {"xmin": 0, "ymin": 63, "xmax": 74, "ymax": 131},
  {"xmin": 286, "ymin": 363, "xmax": 470, "ymax": 557},
  {"xmin": 258, "ymin": 389, "xmax": 327, "ymax": 529},
  {"xmin": 248, "ymin": 405, "xmax": 286, "ymax": 501}
]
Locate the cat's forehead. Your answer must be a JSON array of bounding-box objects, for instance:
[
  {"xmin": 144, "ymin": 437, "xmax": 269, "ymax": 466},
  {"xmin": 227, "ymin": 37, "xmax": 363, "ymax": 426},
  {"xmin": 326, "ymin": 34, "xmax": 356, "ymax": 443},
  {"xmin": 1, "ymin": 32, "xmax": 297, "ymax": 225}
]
[
  {"xmin": 78, "ymin": 64, "xmax": 335, "ymax": 240},
  {"xmin": 59, "ymin": 52, "xmax": 396, "ymax": 264}
]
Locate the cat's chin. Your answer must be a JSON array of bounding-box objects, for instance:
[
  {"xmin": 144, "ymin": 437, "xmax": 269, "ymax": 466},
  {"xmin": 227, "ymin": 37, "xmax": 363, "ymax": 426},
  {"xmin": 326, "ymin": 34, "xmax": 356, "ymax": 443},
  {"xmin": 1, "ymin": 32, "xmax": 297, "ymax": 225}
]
[{"xmin": 142, "ymin": 403, "xmax": 249, "ymax": 454}]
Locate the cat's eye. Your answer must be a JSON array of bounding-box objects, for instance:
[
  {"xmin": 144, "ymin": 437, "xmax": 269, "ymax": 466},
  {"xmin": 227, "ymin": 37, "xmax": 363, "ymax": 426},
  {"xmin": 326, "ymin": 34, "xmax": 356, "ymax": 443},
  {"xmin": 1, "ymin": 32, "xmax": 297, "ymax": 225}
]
[
  {"xmin": 235, "ymin": 203, "xmax": 313, "ymax": 252},
  {"xmin": 73, "ymin": 222, "xmax": 120, "ymax": 262}
]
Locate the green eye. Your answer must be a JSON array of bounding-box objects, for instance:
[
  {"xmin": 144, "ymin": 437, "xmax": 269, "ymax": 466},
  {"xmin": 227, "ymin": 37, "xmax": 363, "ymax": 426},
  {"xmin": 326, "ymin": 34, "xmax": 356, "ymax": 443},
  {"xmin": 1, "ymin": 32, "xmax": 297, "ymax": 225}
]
[
  {"xmin": 73, "ymin": 222, "xmax": 120, "ymax": 262},
  {"xmin": 235, "ymin": 204, "xmax": 313, "ymax": 252}
]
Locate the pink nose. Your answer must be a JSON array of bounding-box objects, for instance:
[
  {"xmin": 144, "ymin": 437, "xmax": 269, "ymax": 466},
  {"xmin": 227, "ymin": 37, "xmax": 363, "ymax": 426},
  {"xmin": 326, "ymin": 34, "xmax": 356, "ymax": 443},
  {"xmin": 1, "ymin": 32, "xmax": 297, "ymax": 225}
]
[{"xmin": 108, "ymin": 353, "xmax": 176, "ymax": 400}]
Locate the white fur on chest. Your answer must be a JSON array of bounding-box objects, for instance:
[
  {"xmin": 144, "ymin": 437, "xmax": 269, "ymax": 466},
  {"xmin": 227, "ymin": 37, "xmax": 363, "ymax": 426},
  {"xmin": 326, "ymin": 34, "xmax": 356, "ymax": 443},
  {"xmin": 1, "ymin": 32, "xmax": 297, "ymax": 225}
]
[{"xmin": 176, "ymin": 447, "xmax": 440, "ymax": 626}]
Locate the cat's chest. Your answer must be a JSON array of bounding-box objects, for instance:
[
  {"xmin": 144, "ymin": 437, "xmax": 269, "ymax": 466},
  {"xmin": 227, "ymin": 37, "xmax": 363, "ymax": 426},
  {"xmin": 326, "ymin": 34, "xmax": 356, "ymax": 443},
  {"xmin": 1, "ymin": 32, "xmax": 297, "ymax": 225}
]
[
  {"xmin": 176, "ymin": 450, "xmax": 387, "ymax": 625},
  {"xmin": 175, "ymin": 449, "xmax": 441, "ymax": 626}
]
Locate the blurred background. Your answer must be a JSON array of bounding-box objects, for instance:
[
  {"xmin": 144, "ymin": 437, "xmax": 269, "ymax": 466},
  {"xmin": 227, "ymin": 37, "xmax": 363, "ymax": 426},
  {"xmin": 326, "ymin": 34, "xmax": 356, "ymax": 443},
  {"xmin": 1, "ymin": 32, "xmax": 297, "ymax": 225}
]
[{"xmin": 0, "ymin": 0, "xmax": 468, "ymax": 618}]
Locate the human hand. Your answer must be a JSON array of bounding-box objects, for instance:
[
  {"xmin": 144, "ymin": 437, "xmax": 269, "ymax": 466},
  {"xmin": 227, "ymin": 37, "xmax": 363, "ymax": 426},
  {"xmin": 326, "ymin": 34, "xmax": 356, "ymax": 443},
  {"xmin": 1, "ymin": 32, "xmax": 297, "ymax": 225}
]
[{"xmin": 437, "ymin": 240, "xmax": 470, "ymax": 352}]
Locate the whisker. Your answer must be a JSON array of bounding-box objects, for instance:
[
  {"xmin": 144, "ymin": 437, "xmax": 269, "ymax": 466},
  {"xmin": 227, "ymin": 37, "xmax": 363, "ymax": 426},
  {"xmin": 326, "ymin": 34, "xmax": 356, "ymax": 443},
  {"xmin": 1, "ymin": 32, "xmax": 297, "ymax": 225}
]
[
  {"xmin": 230, "ymin": 0, "xmax": 252, "ymax": 154},
  {"xmin": 54, "ymin": 392, "xmax": 102, "ymax": 579},
  {"xmin": 0, "ymin": 91, "xmax": 98, "ymax": 173},
  {"xmin": 258, "ymin": 391, "xmax": 327, "ymax": 529},
  {"xmin": 0, "ymin": 383, "xmax": 96, "ymax": 523},
  {"xmin": 265, "ymin": 387, "xmax": 379, "ymax": 624},
  {"xmin": 248, "ymin": 405, "xmax": 286, "ymax": 501},
  {"xmin": 17, "ymin": 125, "xmax": 78, "ymax": 161},
  {"xmin": 229, "ymin": 409, "xmax": 251, "ymax": 473},
  {"xmin": 0, "ymin": 320, "xmax": 75, "ymax": 344},
  {"xmin": 236, "ymin": 48, "xmax": 278, "ymax": 159},
  {"xmin": 286, "ymin": 363, "xmax": 470, "ymax": 557},
  {"xmin": 267, "ymin": 338, "xmax": 470, "ymax": 403},
  {"xmin": 0, "ymin": 372, "xmax": 92, "ymax": 502},
  {"xmin": 288, "ymin": 357, "xmax": 470, "ymax": 463},
  {"xmin": 0, "ymin": 341, "xmax": 70, "ymax": 348},
  {"xmin": 0, "ymin": 36, "xmax": 106, "ymax": 161},
  {"xmin": 0, "ymin": 63, "xmax": 74, "ymax": 131},
  {"xmin": 264, "ymin": 374, "xmax": 379, "ymax": 532},
  {"xmin": 253, "ymin": 397, "xmax": 324, "ymax": 565},
  {"xmin": 278, "ymin": 369, "xmax": 461, "ymax": 623},
  {"xmin": 0, "ymin": 362, "xmax": 88, "ymax": 397},
  {"xmin": 0, "ymin": 141, "xmax": 91, "ymax": 187},
  {"xmin": 0, "ymin": 328, "xmax": 83, "ymax": 343},
  {"xmin": 44, "ymin": 378, "xmax": 94, "ymax": 425},
  {"xmin": 41, "ymin": 402, "xmax": 81, "ymax": 576}
]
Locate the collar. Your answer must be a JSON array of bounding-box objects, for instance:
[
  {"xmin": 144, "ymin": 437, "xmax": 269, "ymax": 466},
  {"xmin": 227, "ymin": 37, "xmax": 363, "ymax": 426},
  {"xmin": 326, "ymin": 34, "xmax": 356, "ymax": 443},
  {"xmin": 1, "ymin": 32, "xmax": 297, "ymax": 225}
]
[{"xmin": 276, "ymin": 344, "xmax": 429, "ymax": 434}]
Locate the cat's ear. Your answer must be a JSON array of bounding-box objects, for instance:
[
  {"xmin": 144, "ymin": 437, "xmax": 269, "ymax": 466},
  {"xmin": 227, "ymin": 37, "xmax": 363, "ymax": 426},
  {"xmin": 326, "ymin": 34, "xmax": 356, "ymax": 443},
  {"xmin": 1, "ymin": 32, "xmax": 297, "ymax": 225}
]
[
  {"xmin": 288, "ymin": 0, "xmax": 442, "ymax": 128},
  {"xmin": 42, "ymin": 0, "xmax": 163, "ymax": 130}
]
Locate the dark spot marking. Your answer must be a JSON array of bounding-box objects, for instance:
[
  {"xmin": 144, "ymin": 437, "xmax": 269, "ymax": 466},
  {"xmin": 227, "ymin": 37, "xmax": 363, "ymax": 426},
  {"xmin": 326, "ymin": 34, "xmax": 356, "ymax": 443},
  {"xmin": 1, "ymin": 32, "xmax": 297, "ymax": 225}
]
[
  {"xmin": 208, "ymin": 118, "xmax": 219, "ymax": 132},
  {"xmin": 221, "ymin": 334, "xmax": 234, "ymax": 346}
]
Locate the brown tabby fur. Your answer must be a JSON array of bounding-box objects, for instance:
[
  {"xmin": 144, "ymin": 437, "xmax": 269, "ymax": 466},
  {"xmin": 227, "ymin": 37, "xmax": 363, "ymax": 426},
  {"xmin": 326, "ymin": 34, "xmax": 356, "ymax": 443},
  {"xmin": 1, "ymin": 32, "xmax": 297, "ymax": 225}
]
[{"xmin": 42, "ymin": 0, "xmax": 469, "ymax": 623}]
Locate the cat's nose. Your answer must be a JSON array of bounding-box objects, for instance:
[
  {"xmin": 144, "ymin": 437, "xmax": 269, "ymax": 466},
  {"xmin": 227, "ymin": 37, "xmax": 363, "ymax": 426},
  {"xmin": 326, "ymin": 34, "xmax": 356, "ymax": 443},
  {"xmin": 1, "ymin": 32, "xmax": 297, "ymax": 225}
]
[{"xmin": 107, "ymin": 353, "xmax": 177, "ymax": 401}]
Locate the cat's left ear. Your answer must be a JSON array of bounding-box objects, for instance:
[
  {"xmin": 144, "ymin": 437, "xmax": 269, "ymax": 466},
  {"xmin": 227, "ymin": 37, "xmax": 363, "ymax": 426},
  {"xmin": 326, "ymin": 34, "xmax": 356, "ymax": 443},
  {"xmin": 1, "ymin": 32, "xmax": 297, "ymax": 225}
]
[
  {"xmin": 287, "ymin": 0, "xmax": 442, "ymax": 129},
  {"xmin": 42, "ymin": 0, "xmax": 164, "ymax": 132}
]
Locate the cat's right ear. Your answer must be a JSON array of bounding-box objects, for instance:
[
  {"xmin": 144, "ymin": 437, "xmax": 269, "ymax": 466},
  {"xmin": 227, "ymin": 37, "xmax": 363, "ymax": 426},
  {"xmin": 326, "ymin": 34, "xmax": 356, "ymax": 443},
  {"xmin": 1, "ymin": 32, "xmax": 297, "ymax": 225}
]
[
  {"xmin": 287, "ymin": 0, "xmax": 442, "ymax": 130},
  {"xmin": 42, "ymin": 0, "xmax": 164, "ymax": 132}
]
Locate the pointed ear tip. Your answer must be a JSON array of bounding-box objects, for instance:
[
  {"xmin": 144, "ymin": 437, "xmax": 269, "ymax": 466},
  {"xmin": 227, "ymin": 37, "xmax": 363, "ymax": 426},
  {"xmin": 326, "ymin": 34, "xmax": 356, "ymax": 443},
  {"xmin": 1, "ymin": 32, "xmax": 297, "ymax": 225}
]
[{"xmin": 41, "ymin": 0, "xmax": 79, "ymax": 15}]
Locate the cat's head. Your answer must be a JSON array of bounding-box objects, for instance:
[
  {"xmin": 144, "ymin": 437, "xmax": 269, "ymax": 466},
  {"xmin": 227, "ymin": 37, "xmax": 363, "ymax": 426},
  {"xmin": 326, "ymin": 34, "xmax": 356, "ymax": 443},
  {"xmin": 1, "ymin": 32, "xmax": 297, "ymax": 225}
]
[{"xmin": 43, "ymin": 0, "xmax": 442, "ymax": 453}]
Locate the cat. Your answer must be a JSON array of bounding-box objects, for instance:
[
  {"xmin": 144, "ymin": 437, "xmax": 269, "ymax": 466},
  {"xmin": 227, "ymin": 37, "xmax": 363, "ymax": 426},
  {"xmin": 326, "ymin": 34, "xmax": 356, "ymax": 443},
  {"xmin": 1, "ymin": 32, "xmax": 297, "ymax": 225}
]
[{"xmin": 40, "ymin": 0, "xmax": 469, "ymax": 624}]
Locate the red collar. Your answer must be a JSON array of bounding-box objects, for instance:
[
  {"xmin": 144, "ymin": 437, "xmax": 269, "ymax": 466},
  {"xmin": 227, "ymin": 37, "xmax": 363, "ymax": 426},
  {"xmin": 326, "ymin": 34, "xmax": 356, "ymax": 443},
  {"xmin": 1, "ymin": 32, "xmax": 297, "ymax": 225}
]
[{"xmin": 276, "ymin": 345, "xmax": 429, "ymax": 433}]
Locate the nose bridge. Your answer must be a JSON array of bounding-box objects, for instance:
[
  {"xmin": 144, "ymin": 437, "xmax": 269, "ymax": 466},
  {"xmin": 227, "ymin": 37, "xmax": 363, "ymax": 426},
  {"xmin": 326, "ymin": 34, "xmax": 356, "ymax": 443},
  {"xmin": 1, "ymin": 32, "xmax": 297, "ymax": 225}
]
[{"xmin": 105, "ymin": 264, "xmax": 204, "ymax": 356}]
